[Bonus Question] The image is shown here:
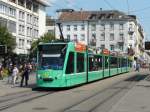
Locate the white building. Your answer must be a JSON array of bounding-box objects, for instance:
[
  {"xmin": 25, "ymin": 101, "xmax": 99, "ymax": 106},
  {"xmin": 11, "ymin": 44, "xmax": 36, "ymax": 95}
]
[
  {"xmin": 0, "ymin": 0, "xmax": 49, "ymax": 54},
  {"xmin": 55, "ymin": 9, "xmax": 145, "ymax": 58}
]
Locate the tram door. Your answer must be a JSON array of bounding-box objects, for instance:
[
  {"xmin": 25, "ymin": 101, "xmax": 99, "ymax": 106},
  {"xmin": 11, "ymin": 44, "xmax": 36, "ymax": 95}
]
[{"xmin": 103, "ymin": 56, "xmax": 109, "ymax": 78}]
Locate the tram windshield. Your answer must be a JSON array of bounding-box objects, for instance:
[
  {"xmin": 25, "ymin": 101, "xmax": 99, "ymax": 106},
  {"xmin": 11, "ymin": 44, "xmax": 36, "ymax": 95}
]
[{"xmin": 38, "ymin": 44, "xmax": 67, "ymax": 70}]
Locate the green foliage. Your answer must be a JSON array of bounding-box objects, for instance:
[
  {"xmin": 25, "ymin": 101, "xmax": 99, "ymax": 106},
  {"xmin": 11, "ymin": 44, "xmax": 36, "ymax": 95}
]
[
  {"xmin": 30, "ymin": 32, "xmax": 55, "ymax": 56},
  {"xmin": 0, "ymin": 26, "xmax": 16, "ymax": 53}
]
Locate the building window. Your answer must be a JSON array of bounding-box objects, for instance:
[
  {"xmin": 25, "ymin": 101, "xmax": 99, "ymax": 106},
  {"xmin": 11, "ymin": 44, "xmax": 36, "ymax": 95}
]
[
  {"xmin": 110, "ymin": 45, "xmax": 115, "ymax": 51},
  {"xmin": 90, "ymin": 33, "xmax": 96, "ymax": 46},
  {"xmin": 91, "ymin": 24, "xmax": 96, "ymax": 31},
  {"xmin": 120, "ymin": 33, "xmax": 124, "ymax": 41},
  {"xmin": 100, "ymin": 24, "xmax": 105, "ymax": 30},
  {"xmin": 67, "ymin": 35, "xmax": 70, "ymax": 41},
  {"xmin": 27, "ymin": 40, "xmax": 31, "ymax": 45},
  {"xmin": 110, "ymin": 23, "xmax": 114, "ymax": 30},
  {"xmin": 119, "ymin": 45, "xmax": 123, "ymax": 51},
  {"xmin": 0, "ymin": 18, "xmax": 7, "ymax": 27},
  {"xmin": 74, "ymin": 34, "xmax": 77, "ymax": 42},
  {"xmin": 9, "ymin": 7, "xmax": 16, "ymax": 17},
  {"xmin": 74, "ymin": 25, "xmax": 77, "ymax": 31},
  {"xmin": 8, "ymin": 20, "xmax": 16, "ymax": 33},
  {"xmin": 33, "ymin": 17, "xmax": 38, "ymax": 26},
  {"xmin": 0, "ymin": 4, "xmax": 16, "ymax": 17},
  {"xmin": 81, "ymin": 34, "xmax": 85, "ymax": 41},
  {"xmin": 19, "ymin": 24, "xmax": 25, "ymax": 35},
  {"xmin": 130, "ymin": 35, "xmax": 133, "ymax": 40},
  {"xmin": 26, "ymin": 0, "xmax": 32, "ymax": 10},
  {"xmin": 110, "ymin": 33, "xmax": 114, "ymax": 41},
  {"xmin": 19, "ymin": 39, "xmax": 24, "ymax": 48},
  {"xmin": 33, "ymin": 2, "xmax": 39, "ymax": 13},
  {"xmin": 81, "ymin": 24, "xmax": 85, "ymax": 30},
  {"xmin": 18, "ymin": 0, "xmax": 25, "ymax": 7},
  {"xmin": 27, "ymin": 27, "xmax": 32, "ymax": 37},
  {"xmin": 19, "ymin": 11, "xmax": 25, "ymax": 20},
  {"xmin": 101, "ymin": 44, "xmax": 105, "ymax": 49},
  {"xmin": 100, "ymin": 33, "xmax": 105, "ymax": 41},
  {"xmin": 33, "ymin": 29, "xmax": 38, "ymax": 37},
  {"xmin": 119, "ymin": 23, "xmax": 124, "ymax": 30},
  {"xmin": 27, "ymin": 14, "xmax": 32, "ymax": 24},
  {"xmin": 67, "ymin": 25, "xmax": 70, "ymax": 31}
]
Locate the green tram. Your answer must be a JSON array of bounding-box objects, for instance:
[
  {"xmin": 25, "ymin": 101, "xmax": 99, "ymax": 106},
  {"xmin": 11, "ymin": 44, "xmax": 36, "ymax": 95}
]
[{"xmin": 36, "ymin": 42, "xmax": 132, "ymax": 88}]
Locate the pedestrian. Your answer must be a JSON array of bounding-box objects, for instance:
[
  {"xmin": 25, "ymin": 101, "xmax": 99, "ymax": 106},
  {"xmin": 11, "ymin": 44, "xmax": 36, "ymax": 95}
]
[
  {"xmin": 136, "ymin": 61, "xmax": 140, "ymax": 72},
  {"xmin": 20, "ymin": 63, "xmax": 31, "ymax": 87},
  {"xmin": 12, "ymin": 65, "xmax": 19, "ymax": 86},
  {"xmin": 7, "ymin": 63, "xmax": 13, "ymax": 84}
]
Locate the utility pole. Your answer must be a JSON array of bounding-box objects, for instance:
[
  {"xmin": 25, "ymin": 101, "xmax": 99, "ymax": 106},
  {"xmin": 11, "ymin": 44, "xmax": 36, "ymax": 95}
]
[{"xmin": 86, "ymin": 20, "xmax": 89, "ymax": 83}]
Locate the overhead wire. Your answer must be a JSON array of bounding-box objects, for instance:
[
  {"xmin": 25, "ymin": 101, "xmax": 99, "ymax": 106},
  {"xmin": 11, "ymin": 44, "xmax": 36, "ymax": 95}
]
[
  {"xmin": 126, "ymin": 0, "xmax": 130, "ymax": 14},
  {"xmin": 130, "ymin": 6, "xmax": 150, "ymax": 13},
  {"xmin": 103, "ymin": 0, "xmax": 116, "ymax": 10}
]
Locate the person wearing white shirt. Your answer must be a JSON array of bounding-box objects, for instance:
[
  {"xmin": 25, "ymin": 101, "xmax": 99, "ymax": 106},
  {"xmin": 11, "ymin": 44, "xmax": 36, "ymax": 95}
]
[{"xmin": 12, "ymin": 65, "xmax": 19, "ymax": 86}]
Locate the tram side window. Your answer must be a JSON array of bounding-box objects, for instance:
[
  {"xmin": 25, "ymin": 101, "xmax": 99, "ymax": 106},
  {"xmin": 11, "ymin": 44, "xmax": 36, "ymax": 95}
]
[
  {"xmin": 94, "ymin": 56, "xmax": 103, "ymax": 70},
  {"xmin": 89, "ymin": 55, "xmax": 103, "ymax": 71},
  {"xmin": 122, "ymin": 58, "xmax": 127, "ymax": 67},
  {"xmin": 66, "ymin": 52, "xmax": 74, "ymax": 74},
  {"xmin": 77, "ymin": 53, "xmax": 84, "ymax": 73},
  {"xmin": 118, "ymin": 58, "xmax": 121, "ymax": 68},
  {"xmin": 110, "ymin": 57, "xmax": 117, "ymax": 68},
  {"xmin": 89, "ymin": 57, "xmax": 94, "ymax": 71}
]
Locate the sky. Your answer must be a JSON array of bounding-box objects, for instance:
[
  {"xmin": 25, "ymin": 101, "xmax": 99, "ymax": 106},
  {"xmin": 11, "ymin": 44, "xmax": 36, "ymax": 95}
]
[{"xmin": 46, "ymin": 0, "xmax": 150, "ymax": 40}]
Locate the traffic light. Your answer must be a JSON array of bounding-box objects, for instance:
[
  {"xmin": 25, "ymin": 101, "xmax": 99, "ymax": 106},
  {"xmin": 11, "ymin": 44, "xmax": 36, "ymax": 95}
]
[{"xmin": 0, "ymin": 45, "xmax": 7, "ymax": 55}]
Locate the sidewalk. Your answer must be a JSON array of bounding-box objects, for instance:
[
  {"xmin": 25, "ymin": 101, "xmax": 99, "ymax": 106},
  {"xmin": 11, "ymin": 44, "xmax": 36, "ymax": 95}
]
[
  {"xmin": 0, "ymin": 72, "xmax": 36, "ymax": 97},
  {"xmin": 110, "ymin": 70, "xmax": 150, "ymax": 112}
]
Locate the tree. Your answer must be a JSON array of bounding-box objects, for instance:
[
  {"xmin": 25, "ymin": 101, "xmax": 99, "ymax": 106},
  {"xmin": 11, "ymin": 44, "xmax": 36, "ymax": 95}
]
[
  {"xmin": 30, "ymin": 32, "xmax": 55, "ymax": 56},
  {"xmin": 0, "ymin": 26, "xmax": 16, "ymax": 54}
]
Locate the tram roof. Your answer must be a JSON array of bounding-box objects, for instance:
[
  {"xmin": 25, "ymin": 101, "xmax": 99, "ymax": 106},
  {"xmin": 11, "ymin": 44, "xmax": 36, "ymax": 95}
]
[{"xmin": 38, "ymin": 41, "xmax": 70, "ymax": 45}]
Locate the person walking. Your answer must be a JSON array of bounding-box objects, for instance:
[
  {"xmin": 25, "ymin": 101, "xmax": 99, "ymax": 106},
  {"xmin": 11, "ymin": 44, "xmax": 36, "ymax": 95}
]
[
  {"xmin": 12, "ymin": 65, "xmax": 19, "ymax": 86},
  {"xmin": 7, "ymin": 63, "xmax": 13, "ymax": 84},
  {"xmin": 20, "ymin": 63, "xmax": 31, "ymax": 87}
]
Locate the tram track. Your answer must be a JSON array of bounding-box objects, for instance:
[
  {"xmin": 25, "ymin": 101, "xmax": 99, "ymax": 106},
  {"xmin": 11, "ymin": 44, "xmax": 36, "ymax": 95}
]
[
  {"xmin": 0, "ymin": 89, "xmax": 55, "ymax": 111},
  {"xmin": 64, "ymin": 74, "xmax": 149, "ymax": 112}
]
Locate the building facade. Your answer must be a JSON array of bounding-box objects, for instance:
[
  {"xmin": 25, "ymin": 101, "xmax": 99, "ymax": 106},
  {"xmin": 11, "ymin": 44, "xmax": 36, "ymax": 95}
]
[
  {"xmin": 0, "ymin": 0, "xmax": 49, "ymax": 54},
  {"xmin": 55, "ymin": 9, "xmax": 145, "ymax": 58},
  {"xmin": 46, "ymin": 16, "xmax": 55, "ymax": 35}
]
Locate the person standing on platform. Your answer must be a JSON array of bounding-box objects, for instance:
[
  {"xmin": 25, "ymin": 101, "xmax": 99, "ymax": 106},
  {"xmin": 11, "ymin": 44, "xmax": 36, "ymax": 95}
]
[{"xmin": 20, "ymin": 63, "xmax": 31, "ymax": 87}]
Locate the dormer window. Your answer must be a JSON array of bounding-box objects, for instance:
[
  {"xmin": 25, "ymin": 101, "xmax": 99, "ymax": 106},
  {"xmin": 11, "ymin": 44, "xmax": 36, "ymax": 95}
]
[{"xmin": 18, "ymin": 0, "xmax": 25, "ymax": 7}]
